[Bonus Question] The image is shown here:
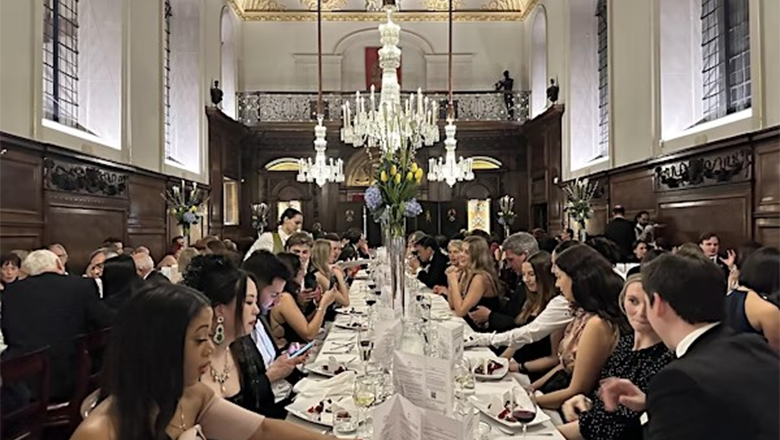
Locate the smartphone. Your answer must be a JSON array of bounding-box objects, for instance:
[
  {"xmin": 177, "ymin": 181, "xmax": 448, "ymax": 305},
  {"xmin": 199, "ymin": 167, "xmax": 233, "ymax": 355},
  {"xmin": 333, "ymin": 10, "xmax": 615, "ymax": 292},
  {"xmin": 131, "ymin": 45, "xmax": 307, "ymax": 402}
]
[{"xmin": 289, "ymin": 341, "xmax": 314, "ymax": 359}]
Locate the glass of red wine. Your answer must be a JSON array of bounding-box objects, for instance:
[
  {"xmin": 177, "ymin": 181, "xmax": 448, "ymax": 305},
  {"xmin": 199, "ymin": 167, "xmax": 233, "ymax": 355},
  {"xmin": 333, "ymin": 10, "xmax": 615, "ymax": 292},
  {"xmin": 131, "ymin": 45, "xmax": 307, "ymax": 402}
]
[{"xmin": 510, "ymin": 386, "xmax": 537, "ymax": 438}]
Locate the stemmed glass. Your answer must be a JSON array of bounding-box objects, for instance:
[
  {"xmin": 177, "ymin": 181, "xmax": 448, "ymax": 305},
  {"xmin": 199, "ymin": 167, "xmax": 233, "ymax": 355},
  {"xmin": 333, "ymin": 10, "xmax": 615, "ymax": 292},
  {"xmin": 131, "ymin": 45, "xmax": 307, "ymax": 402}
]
[
  {"xmin": 511, "ymin": 386, "xmax": 538, "ymax": 439},
  {"xmin": 353, "ymin": 376, "xmax": 376, "ymax": 440}
]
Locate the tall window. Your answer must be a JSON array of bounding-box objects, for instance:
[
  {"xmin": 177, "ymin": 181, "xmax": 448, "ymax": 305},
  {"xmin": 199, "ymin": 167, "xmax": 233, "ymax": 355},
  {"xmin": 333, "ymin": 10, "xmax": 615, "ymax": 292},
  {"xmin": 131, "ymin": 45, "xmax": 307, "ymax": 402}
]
[
  {"xmin": 701, "ymin": 0, "xmax": 750, "ymax": 121},
  {"xmin": 42, "ymin": 0, "xmax": 122, "ymax": 147},
  {"xmin": 596, "ymin": 0, "xmax": 609, "ymax": 157},
  {"xmin": 163, "ymin": 0, "xmax": 172, "ymax": 161},
  {"xmin": 220, "ymin": 7, "xmax": 238, "ymax": 120},
  {"xmin": 530, "ymin": 7, "xmax": 548, "ymax": 118}
]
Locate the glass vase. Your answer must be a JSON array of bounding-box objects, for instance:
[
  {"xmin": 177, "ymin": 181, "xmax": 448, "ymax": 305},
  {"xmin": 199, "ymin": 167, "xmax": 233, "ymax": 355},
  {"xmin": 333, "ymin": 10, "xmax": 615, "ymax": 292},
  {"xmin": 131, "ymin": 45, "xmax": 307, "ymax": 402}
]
[{"xmin": 381, "ymin": 217, "xmax": 406, "ymax": 317}]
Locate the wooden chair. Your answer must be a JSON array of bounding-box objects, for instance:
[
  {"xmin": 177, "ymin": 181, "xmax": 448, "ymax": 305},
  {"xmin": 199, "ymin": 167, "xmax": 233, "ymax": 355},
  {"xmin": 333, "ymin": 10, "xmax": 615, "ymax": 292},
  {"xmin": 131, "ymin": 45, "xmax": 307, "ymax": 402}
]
[
  {"xmin": 44, "ymin": 328, "xmax": 111, "ymax": 434},
  {"xmin": 1, "ymin": 347, "xmax": 51, "ymax": 440}
]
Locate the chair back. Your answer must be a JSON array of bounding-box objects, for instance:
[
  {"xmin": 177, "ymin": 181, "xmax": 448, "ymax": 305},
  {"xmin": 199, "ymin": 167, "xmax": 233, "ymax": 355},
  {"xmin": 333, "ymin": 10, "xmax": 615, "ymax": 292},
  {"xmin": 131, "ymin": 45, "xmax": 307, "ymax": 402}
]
[{"xmin": 1, "ymin": 347, "xmax": 51, "ymax": 440}]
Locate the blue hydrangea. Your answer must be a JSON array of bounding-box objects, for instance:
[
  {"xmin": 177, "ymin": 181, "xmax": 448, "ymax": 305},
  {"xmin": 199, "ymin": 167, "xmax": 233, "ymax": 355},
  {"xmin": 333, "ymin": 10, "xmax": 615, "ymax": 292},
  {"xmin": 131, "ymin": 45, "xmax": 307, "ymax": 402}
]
[
  {"xmin": 183, "ymin": 211, "xmax": 198, "ymax": 224},
  {"xmin": 498, "ymin": 217, "xmax": 506, "ymax": 226},
  {"xmin": 365, "ymin": 185, "xmax": 383, "ymax": 211},
  {"xmin": 404, "ymin": 198, "xmax": 423, "ymax": 217}
]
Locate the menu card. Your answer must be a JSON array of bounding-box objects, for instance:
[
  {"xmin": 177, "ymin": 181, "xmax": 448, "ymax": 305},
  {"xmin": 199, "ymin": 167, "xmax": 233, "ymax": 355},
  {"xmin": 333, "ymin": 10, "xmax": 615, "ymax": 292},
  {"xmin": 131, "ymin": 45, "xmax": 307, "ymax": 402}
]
[
  {"xmin": 373, "ymin": 307, "xmax": 403, "ymax": 366},
  {"xmin": 393, "ymin": 351, "xmax": 454, "ymax": 415},
  {"xmin": 434, "ymin": 320, "xmax": 464, "ymax": 364},
  {"xmin": 374, "ymin": 394, "xmax": 475, "ymax": 440}
]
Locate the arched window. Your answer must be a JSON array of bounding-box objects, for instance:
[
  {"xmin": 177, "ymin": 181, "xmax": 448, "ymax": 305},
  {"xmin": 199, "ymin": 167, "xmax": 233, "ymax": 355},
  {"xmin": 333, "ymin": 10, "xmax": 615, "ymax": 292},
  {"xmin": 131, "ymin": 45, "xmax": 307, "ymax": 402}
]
[
  {"xmin": 530, "ymin": 7, "xmax": 548, "ymax": 118},
  {"xmin": 42, "ymin": 0, "xmax": 122, "ymax": 148},
  {"xmin": 220, "ymin": 7, "xmax": 238, "ymax": 119},
  {"xmin": 265, "ymin": 158, "xmax": 302, "ymax": 172},
  {"xmin": 166, "ymin": 0, "xmax": 202, "ymax": 172}
]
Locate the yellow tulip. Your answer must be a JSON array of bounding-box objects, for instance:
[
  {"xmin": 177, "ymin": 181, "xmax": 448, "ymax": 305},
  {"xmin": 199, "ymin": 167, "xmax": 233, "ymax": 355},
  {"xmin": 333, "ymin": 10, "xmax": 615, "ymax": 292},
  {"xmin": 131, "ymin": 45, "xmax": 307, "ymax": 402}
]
[
  {"xmin": 416, "ymin": 174, "xmax": 423, "ymax": 184},
  {"xmin": 381, "ymin": 170, "xmax": 389, "ymax": 182},
  {"xmin": 394, "ymin": 173, "xmax": 402, "ymax": 184},
  {"xmin": 415, "ymin": 168, "xmax": 424, "ymax": 180},
  {"xmin": 190, "ymin": 206, "xmax": 197, "ymax": 213},
  {"xmin": 390, "ymin": 165, "xmax": 398, "ymax": 176},
  {"xmin": 411, "ymin": 162, "xmax": 419, "ymax": 173},
  {"xmin": 406, "ymin": 171, "xmax": 414, "ymax": 181}
]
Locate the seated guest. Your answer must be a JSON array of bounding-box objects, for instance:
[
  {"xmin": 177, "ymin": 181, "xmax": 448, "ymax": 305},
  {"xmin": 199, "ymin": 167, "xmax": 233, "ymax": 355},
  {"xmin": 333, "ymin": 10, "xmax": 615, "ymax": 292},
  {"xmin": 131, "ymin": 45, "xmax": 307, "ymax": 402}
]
[
  {"xmin": 184, "ymin": 255, "xmax": 303, "ymax": 419},
  {"xmin": 1, "ymin": 250, "xmax": 113, "ymax": 402},
  {"xmin": 102, "ymin": 255, "xmax": 144, "ymax": 310},
  {"xmin": 271, "ymin": 269, "xmax": 335, "ymax": 347},
  {"xmin": 727, "ymin": 240, "xmax": 763, "ymax": 290},
  {"xmin": 433, "ymin": 240, "xmax": 468, "ymax": 297},
  {"xmin": 133, "ymin": 246, "xmax": 151, "ymax": 256},
  {"xmin": 158, "ymin": 240, "xmax": 185, "ymax": 268},
  {"xmin": 339, "ymin": 228, "xmax": 369, "ymax": 261},
  {"xmin": 560, "ymin": 228, "xmax": 575, "ymax": 242},
  {"xmin": 411, "ymin": 235, "xmax": 449, "ymax": 289},
  {"xmin": 245, "ymin": 208, "xmax": 303, "ymax": 259},
  {"xmin": 1, "ymin": 252, "xmax": 21, "ymax": 288},
  {"xmin": 85, "ymin": 247, "xmax": 113, "ymax": 279},
  {"xmin": 532, "ymin": 244, "xmax": 626, "ymax": 410},
  {"xmin": 447, "ymin": 239, "xmax": 465, "ymax": 267},
  {"xmin": 446, "ymin": 236, "xmax": 502, "ymax": 322},
  {"xmin": 631, "ymin": 240, "xmax": 648, "ymax": 262},
  {"xmin": 470, "ymin": 232, "xmax": 541, "ymax": 331},
  {"xmin": 626, "ymin": 248, "xmax": 667, "ymax": 278},
  {"xmin": 276, "ymin": 253, "xmax": 317, "ymax": 319},
  {"xmin": 500, "ymin": 251, "xmax": 562, "ymax": 380},
  {"xmin": 600, "ymin": 253, "xmax": 779, "ymax": 440},
  {"xmin": 725, "ymin": 247, "xmax": 780, "ymax": 352},
  {"xmin": 132, "ymin": 253, "xmax": 170, "ymax": 285},
  {"xmin": 309, "ymin": 239, "xmax": 350, "ymax": 309},
  {"xmin": 285, "ymin": 232, "xmax": 314, "ymax": 271},
  {"xmin": 557, "ymin": 275, "xmax": 674, "ymax": 440},
  {"xmin": 70, "ymin": 284, "xmax": 335, "ymax": 440},
  {"xmin": 48, "ymin": 243, "xmax": 69, "ymax": 272},
  {"xmin": 698, "ymin": 232, "xmax": 736, "ymax": 279},
  {"xmin": 102, "ymin": 237, "xmax": 124, "ymax": 255}
]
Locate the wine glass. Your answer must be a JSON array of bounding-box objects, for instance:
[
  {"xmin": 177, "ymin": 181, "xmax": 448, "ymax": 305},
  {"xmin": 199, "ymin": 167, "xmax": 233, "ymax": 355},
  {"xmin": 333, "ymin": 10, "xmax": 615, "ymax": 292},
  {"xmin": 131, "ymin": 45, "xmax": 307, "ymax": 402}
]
[
  {"xmin": 353, "ymin": 376, "xmax": 376, "ymax": 439},
  {"xmin": 511, "ymin": 386, "xmax": 538, "ymax": 438}
]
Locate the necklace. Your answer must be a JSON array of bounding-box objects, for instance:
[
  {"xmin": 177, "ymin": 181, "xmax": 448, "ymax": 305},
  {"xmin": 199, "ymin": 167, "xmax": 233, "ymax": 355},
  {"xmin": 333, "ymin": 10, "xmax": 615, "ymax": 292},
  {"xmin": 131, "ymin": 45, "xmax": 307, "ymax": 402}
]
[
  {"xmin": 169, "ymin": 402, "xmax": 187, "ymax": 430},
  {"xmin": 209, "ymin": 349, "xmax": 231, "ymax": 393}
]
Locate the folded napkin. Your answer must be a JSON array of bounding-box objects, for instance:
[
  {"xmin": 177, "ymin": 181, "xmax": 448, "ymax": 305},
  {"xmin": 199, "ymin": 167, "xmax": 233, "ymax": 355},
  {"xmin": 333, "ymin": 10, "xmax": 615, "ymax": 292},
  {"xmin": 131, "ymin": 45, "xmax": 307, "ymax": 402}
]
[{"xmin": 294, "ymin": 370, "xmax": 357, "ymax": 398}]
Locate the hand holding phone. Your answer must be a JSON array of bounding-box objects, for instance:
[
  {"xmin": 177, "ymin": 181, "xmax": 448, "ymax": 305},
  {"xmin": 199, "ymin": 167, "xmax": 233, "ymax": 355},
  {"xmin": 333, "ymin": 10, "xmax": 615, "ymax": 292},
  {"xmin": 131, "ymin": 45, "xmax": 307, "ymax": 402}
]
[{"xmin": 289, "ymin": 341, "xmax": 314, "ymax": 359}]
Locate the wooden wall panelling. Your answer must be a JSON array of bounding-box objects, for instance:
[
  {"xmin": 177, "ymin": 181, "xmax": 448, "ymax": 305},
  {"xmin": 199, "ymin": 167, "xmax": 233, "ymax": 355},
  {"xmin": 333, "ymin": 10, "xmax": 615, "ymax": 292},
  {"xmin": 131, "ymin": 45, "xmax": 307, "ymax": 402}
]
[
  {"xmin": 439, "ymin": 201, "xmax": 467, "ymax": 239},
  {"xmin": 0, "ymin": 148, "xmax": 44, "ymax": 253},
  {"xmin": 753, "ymin": 139, "xmax": 780, "ymax": 246},
  {"xmin": 418, "ymin": 201, "xmax": 440, "ymax": 237},
  {"xmin": 127, "ymin": 175, "xmax": 167, "ymax": 260},
  {"xmin": 609, "ymin": 169, "xmax": 656, "ymax": 220},
  {"xmin": 335, "ymin": 202, "xmax": 364, "ymax": 238}
]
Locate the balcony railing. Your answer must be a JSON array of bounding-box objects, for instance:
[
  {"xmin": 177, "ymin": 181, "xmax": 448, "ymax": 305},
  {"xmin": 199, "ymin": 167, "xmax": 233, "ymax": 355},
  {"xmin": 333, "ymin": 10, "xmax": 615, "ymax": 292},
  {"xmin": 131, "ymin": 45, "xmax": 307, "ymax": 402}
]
[{"xmin": 236, "ymin": 90, "xmax": 530, "ymax": 126}]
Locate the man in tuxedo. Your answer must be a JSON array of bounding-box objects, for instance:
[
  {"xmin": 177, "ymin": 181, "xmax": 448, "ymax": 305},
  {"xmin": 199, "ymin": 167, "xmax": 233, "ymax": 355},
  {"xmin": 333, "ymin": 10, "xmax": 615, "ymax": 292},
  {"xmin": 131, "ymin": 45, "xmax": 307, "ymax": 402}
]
[
  {"xmin": 411, "ymin": 235, "xmax": 448, "ymax": 289},
  {"xmin": 698, "ymin": 232, "xmax": 735, "ymax": 280},
  {"xmin": 600, "ymin": 253, "xmax": 779, "ymax": 440},
  {"xmin": 604, "ymin": 205, "xmax": 636, "ymax": 262},
  {"xmin": 132, "ymin": 253, "xmax": 170, "ymax": 285},
  {"xmin": 1, "ymin": 250, "xmax": 114, "ymax": 402}
]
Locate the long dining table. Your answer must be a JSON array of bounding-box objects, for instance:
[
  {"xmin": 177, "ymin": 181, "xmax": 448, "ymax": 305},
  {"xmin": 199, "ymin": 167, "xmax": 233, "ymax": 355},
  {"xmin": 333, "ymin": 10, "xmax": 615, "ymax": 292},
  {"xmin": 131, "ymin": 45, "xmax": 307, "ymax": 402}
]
[{"xmin": 285, "ymin": 273, "xmax": 565, "ymax": 440}]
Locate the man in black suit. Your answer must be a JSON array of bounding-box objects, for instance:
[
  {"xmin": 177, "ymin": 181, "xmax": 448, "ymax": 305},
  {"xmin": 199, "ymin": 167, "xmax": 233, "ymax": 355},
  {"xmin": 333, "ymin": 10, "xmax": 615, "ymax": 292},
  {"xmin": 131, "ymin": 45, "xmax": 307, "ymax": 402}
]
[
  {"xmin": 604, "ymin": 205, "xmax": 636, "ymax": 262},
  {"xmin": 411, "ymin": 235, "xmax": 449, "ymax": 289},
  {"xmin": 1, "ymin": 250, "xmax": 114, "ymax": 401},
  {"xmin": 600, "ymin": 253, "xmax": 779, "ymax": 440},
  {"xmin": 132, "ymin": 253, "xmax": 170, "ymax": 285},
  {"xmin": 698, "ymin": 231, "xmax": 736, "ymax": 280}
]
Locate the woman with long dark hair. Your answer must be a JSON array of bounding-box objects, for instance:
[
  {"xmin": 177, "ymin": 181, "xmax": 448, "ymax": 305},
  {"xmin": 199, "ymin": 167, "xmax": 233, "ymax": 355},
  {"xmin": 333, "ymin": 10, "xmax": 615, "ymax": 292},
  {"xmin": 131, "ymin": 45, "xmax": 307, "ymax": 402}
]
[
  {"xmin": 725, "ymin": 246, "xmax": 780, "ymax": 352},
  {"xmin": 183, "ymin": 255, "xmax": 301, "ymax": 419},
  {"xmin": 501, "ymin": 251, "xmax": 563, "ymax": 381},
  {"xmin": 102, "ymin": 254, "xmax": 144, "ymax": 310},
  {"xmin": 532, "ymin": 244, "xmax": 626, "ymax": 410},
  {"xmin": 71, "ymin": 284, "xmax": 331, "ymax": 440}
]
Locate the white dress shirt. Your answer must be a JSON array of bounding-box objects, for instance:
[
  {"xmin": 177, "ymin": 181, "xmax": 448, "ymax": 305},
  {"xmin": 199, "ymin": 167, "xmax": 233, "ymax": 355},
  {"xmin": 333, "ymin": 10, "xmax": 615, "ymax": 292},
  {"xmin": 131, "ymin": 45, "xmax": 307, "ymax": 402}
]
[
  {"xmin": 244, "ymin": 227, "xmax": 292, "ymax": 261},
  {"xmin": 252, "ymin": 320, "xmax": 292, "ymax": 400},
  {"xmin": 488, "ymin": 295, "xmax": 574, "ymax": 348},
  {"xmin": 675, "ymin": 322, "xmax": 720, "ymax": 358}
]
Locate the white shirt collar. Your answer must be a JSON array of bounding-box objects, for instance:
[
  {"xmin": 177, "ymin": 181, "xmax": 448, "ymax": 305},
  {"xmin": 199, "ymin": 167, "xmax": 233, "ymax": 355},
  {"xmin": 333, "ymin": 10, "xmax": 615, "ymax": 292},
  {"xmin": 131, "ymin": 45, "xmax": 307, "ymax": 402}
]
[
  {"xmin": 675, "ymin": 322, "xmax": 720, "ymax": 357},
  {"xmin": 278, "ymin": 227, "xmax": 292, "ymax": 243}
]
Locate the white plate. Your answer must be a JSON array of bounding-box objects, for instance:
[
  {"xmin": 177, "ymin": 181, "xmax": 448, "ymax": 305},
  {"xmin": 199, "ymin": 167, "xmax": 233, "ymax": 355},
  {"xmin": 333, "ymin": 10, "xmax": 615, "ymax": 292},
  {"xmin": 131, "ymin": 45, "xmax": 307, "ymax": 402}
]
[
  {"xmin": 472, "ymin": 358, "xmax": 509, "ymax": 381},
  {"xmin": 469, "ymin": 395, "xmax": 550, "ymax": 429},
  {"xmin": 305, "ymin": 362, "xmax": 358, "ymax": 377},
  {"xmin": 286, "ymin": 396, "xmax": 357, "ymax": 427},
  {"xmin": 334, "ymin": 306, "xmax": 368, "ymax": 316}
]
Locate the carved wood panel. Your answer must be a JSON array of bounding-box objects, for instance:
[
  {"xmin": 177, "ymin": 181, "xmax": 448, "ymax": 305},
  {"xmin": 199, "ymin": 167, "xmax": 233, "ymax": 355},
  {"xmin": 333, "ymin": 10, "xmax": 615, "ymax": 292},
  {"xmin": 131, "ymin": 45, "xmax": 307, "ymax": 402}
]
[
  {"xmin": 754, "ymin": 142, "xmax": 779, "ymax": 215},
  {"xmin": 609, "ymin": 169, "xmax": 657, "ymax": 220},
  {"xmin": 47, "ymin": 205, "xmax": 127, "ymax": 275},
  {"xmin": 127, "ymin": 175, "xmax": 168, "ymax": 260},
  {"xmin": 0, "ymin": 148, "xmax": 44, "ymax": 252}
]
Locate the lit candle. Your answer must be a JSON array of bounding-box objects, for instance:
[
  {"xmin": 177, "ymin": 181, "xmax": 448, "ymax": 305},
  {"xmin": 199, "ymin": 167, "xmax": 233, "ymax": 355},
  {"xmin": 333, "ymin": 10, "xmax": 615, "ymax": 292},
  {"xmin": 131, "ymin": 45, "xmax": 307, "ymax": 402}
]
[
  {"xmin": 417, "ymin": 88, "xmax": 423, "ymax": 114},
  {"xmin": 370, "ymin": 85, "xmax": 376, "ymax": 111}
]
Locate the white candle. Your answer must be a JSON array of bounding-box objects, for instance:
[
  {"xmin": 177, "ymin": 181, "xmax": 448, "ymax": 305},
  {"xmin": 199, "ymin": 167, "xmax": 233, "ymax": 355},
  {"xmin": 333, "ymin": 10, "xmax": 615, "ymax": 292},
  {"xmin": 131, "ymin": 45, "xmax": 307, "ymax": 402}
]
[{"xmin": 417, "ymin": 88, "xmax": 423, "ymax": 113}]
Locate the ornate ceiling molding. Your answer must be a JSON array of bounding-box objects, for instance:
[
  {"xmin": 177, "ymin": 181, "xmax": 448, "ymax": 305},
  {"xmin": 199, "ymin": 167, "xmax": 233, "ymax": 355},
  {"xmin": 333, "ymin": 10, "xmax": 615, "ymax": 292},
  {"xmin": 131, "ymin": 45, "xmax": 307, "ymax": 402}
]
[{"xmin": 228, "ymin": 0, "xmax": 538, "ymax": 20}]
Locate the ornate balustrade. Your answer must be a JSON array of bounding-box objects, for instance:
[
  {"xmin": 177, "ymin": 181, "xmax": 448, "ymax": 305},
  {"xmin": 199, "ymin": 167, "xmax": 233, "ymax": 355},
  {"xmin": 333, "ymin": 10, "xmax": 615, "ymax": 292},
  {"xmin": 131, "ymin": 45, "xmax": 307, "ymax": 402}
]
[{"xmin": 237, "ymin": 90, "xmax": 530, "ymax": 125}]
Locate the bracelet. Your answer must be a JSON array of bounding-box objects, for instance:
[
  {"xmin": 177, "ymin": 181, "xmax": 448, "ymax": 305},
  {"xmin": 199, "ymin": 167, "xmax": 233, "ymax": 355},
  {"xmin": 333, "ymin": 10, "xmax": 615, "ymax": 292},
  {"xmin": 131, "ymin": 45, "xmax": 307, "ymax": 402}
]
[{"xmin": 519, "ymin": 362, "xmax": 529, "ymax": 374}]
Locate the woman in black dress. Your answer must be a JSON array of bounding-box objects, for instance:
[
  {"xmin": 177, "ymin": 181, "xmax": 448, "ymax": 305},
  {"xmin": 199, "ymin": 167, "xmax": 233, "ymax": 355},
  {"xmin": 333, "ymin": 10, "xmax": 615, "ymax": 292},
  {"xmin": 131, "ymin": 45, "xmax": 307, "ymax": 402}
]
[
  {"xmin": 501, "ymin": 251, "xmax": 563, "ymax": 381},
  {"xmin": 183, "ymin": 254, "xmax": 303, "ymax": 419},
  {"xmin": 446, "ymin": 236, "xmax": 502, "ymax": 329},
  {"xmin": 557, "ymin": 274, "xmax": 673, "ymax": 440}
]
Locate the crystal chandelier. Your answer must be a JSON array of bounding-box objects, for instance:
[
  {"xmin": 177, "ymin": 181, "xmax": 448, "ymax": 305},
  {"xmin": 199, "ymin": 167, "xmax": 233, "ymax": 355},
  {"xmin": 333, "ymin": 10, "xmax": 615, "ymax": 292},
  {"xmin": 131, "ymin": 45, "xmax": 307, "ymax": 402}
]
[
  {"xmin": 297, "ymin": 0, "xmax": 344, "ymax": 187},
  {"xmin": 340, "ymin": 4, "xmax": 440, "ymax": 154},
  {"xmin": 427, "ymin": 0, "xmax": 473, "ymax": 187}
]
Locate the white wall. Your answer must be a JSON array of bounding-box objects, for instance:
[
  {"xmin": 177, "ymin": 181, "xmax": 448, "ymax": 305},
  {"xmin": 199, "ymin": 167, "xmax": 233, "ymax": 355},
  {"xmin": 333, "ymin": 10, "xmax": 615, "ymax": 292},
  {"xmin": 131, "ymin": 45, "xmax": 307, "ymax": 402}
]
[
  {"xmin": 239, "ymin": 20, "xmax": 525, "ymax": 92},
  {"xmin": 0, "ymin": 0, "xmax": 224, "ymax": 184}
]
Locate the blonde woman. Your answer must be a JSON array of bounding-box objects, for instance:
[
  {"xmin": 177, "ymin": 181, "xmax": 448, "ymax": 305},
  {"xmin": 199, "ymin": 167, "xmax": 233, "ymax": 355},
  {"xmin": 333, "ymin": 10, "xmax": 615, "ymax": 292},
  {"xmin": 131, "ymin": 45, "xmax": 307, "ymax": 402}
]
[
  {"xmin": 446, "ymin": 236, "xmax": 502, "ymax": 320},
  {"xmin": 432, "ymin": 240, "xmax": 466, "ymax": 297},
  {"xmin": 310, "ymin": 239, "xmax": 350, "ymax": 308}
]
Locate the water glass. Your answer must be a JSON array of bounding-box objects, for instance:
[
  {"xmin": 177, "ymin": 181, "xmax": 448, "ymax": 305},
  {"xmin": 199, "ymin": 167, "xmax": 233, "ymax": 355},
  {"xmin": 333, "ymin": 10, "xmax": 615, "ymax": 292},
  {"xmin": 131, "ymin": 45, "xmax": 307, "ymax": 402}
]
[
  {"xmin": 454, "ymin": 359, "xmax": 476, "ymax": 397},
  {"xmin": 353, "ymin": 376, "xmax": 376, "ymax": 440},
  {"xmin": 333, "ymin": 409, "xmax": 357, "ymax": 435}
]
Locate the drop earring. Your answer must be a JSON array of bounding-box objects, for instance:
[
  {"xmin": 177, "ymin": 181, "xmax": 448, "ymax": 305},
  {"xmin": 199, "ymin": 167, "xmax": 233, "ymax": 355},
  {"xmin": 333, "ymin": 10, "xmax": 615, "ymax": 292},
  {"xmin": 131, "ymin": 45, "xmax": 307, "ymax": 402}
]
[{"xmin": 213, "ymin": 316, "xmax": 225, "ymax": 345}]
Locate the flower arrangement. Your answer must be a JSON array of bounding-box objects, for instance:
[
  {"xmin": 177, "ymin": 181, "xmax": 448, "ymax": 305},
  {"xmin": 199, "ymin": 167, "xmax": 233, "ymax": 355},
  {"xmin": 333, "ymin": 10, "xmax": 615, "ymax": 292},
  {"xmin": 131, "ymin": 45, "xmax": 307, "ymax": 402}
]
[
  {"xmin": 561, "ymin": 177, "xmax": 599, "ymax": 228},
  {"xmin": 497, "ymin": 195, "xmax": 516, "ymax": 238},
  {"xmin": 364, "ymin": 143, "xmax": 424, "ymax": 238},
  {"xmin": 161, "ymin": 180, "xmax": 209, "ymax": 238}
]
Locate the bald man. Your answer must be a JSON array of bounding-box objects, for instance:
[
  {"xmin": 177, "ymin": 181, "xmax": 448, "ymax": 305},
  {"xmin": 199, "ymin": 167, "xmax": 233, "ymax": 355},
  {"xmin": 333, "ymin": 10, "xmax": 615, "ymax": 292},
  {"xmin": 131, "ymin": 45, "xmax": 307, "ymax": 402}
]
[{"xmin": 132, "ymin": 253, "xmax": 169, "ymax": 285}]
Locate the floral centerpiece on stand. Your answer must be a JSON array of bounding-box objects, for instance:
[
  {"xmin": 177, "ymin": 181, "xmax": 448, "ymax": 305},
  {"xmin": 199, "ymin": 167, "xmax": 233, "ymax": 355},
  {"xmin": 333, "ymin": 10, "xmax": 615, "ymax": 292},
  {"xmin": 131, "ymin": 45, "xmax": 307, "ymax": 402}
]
[
  {"xmin": 497, "ymin": 195, "xmax": 516, "ymax": 239},
  {"xmin": 561, "ymin": 177, "xmax": 599, "ymax": 241},
  {"xmin": 363, "ymin": 149, "xmax": 424, "ymax": 237},
  {"xmin": 161, "ymin": 180, "xmax": 209, "ymax": 243},
  {"xmin": 251, "ymin": 202, "xmax": 269, "ymax": 235}
]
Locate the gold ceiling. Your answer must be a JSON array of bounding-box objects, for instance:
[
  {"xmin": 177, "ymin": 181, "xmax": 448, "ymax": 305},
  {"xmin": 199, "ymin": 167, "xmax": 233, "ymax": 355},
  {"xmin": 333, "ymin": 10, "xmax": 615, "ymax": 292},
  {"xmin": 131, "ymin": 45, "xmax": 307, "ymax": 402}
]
[{"xmin": 228, "ymin": 0, "xmax": 538, "ymax": 21}]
